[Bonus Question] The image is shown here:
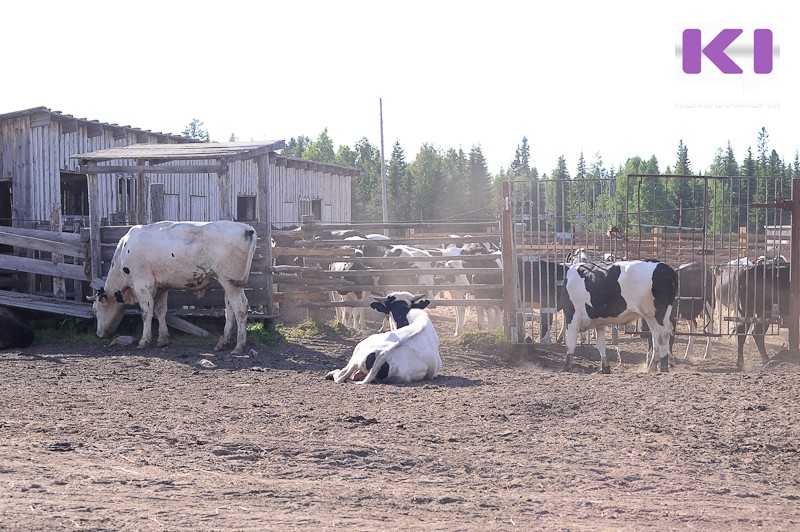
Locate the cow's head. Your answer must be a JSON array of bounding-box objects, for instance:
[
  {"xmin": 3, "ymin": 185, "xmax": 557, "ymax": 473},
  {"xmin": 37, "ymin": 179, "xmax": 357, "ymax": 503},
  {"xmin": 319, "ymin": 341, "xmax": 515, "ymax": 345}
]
[
  {"xmin": 370, "ymin": 291, "xmax": 430, "ymax": 329},
  {"xmin": 88, "ymin": 286, "xmax": 134, "ymax": 338}
]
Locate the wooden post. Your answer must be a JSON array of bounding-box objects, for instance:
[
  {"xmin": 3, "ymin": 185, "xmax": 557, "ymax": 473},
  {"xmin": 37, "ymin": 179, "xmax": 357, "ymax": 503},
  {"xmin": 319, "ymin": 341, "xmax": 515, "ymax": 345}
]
[
  {"xmin": 135, "ymin": 158, "xmax": 147, "ymax": 225},
  {"xmin": 653, "ymin": 226, "xmax": 660, "ymax": 255},
  {"xmin": 300, "ymin": 215, "xmax": 321, "ymax": 324},
  {"xmin": 217, "ymin": 167, "xmax": 231, "ymax": 220},
  {"xmin": 86, "ymin": 170, "xmax": 103, "ymax": 284},
  {"xmin": 149, "ymin": 183, "xmax": 164, "ymax": 223},
  {"xmin": 50, "ymin": 204, "xmax": 65, "ymax": 300},
  {"xmin": 501, "ymin": 181, "xmax": 515, "ymax": 341},
  {"xmin": 256, "ymin": 153, "xmax": 275, "ymax": 319},
  {"xmin": 789, "ymin": 179, "xmax": 800, "ymax": 352}
]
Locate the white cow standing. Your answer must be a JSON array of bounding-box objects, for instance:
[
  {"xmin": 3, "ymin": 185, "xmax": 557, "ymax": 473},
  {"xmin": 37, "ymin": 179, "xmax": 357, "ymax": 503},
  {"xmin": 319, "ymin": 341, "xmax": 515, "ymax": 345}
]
[{"xmin": 90, "ymin": 220, "xmax": 257, "ymax": 354}]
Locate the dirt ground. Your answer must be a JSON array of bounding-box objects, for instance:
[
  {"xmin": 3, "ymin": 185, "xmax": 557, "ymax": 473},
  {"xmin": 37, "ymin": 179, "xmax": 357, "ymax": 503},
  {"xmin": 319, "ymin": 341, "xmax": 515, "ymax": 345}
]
[{"xmin": 1, "ymin": 305, "xmax": 799, "ymax": 531}]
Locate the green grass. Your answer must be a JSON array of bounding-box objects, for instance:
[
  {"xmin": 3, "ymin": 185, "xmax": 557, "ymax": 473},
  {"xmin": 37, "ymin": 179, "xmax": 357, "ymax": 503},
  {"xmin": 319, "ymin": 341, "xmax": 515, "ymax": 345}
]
[
  {"xmin": 32, "ymin": 318, "xmax": 105, "ymax": 345},
  {"xmin": 457, "ymin": 327, "xmax": 508, "ymax": 352}
]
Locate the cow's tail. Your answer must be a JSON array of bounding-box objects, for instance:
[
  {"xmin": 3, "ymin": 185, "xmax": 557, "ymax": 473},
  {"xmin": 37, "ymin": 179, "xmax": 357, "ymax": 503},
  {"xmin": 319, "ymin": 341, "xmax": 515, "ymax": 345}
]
[{"xmin": 242, "ymin": 226, "xmax": 257, "ymax": 284}]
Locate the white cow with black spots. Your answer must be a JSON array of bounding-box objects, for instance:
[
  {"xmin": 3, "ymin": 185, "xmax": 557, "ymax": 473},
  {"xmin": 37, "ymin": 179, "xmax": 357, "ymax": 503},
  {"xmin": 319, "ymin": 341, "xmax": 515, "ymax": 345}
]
[{"xmin": 326, "ymin": 292, "xmax": 441, "ymax": 384}]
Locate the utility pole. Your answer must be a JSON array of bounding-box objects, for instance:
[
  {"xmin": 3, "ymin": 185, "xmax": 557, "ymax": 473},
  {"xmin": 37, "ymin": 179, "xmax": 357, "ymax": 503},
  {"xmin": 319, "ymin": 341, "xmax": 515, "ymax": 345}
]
[{"xmin": 379, "ymin": 98, "xmax": 389, "ymax": 235}]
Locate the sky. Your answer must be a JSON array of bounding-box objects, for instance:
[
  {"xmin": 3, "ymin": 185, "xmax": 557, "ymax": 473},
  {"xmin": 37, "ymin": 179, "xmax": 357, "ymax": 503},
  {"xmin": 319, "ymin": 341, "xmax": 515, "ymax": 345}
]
[{"xmin": 5, "ymin": 1, "xmax": 797, "ymax": 175}]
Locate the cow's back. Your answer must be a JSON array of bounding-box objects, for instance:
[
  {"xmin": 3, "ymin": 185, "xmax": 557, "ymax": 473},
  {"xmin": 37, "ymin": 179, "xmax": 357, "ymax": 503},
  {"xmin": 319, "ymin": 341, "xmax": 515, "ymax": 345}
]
[{"xmin": 119, "ymin": 221, "xmax": 257, "ymax": 289}]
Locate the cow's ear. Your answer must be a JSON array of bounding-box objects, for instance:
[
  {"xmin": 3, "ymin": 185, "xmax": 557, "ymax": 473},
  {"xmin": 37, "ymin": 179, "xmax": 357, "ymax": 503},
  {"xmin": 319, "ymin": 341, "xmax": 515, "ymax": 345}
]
[
  {"xmin": 118, "ymin": 287, "xmax": 138, "ymax": 305},
  {"xmin": 370, "ymin": 302, "xmax": 389, "ymax": 314},
  {"xmin": 412, "ymin": 299, "xmax": 430, "ymax": 309}
]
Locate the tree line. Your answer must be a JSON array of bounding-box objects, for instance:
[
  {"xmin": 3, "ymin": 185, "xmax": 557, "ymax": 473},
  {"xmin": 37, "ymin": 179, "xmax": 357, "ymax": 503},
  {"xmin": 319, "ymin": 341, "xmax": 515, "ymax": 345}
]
[{"xmin": 186, "ymin": 119, "xmax": 798, "ymax": 235}]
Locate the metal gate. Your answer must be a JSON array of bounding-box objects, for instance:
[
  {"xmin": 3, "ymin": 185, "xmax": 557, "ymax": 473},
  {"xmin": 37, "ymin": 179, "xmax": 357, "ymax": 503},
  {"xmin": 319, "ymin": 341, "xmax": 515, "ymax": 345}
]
[{"xmin": 500, "ymin": 175, "xmax": 799, "ymax": 350}]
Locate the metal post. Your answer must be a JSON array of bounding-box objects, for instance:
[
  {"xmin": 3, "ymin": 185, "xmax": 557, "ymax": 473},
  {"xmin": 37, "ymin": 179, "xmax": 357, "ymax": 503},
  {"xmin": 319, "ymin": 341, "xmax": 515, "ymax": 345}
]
[{"xmin": 789, "ymin": 179, "xmax": 800, "ymax": 351}]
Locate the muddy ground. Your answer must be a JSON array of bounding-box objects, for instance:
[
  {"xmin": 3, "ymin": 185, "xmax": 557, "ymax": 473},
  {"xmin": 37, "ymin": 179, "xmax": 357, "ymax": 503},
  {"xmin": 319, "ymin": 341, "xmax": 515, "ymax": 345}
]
[{"xmin": 1, "ymin": 306, "xmax": 799, "ymax": 531}]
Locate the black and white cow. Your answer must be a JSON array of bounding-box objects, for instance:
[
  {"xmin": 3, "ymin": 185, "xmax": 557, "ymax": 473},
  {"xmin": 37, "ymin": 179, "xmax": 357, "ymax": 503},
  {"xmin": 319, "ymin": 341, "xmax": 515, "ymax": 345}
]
[
  {"xmin": 561, "ymin": 259, "xmax": 678, "ymax": 373},
  {"xmin": 0, "ymin": 308, "xmax": 34, "ymax": 349},
  {"xmin": 325, "ymin": 292, "xmax": 441, "ymax": 383},
  {"xmin": 735, "ymin": 262, "xmax": 790, "ymax": 370}
]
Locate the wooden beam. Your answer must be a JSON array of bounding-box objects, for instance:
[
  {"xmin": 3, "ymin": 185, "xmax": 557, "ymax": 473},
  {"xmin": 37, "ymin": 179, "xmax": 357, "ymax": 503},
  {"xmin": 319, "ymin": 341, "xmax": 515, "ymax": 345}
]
[
  {"xmin": 30, "ymin": 111, "xmax": 51, "ymax": 127},
  {"xmin": 0, "ymin": 290, "xmax": 94, "ymax": 318},
  {"xmin": 77, "ymin": 164, "xmax": 228, "ymax": 174},
  {"xmin": 60, "ymin": 119, "xmax": 79, "ymax": 134},
  {"xmin": 87, "ymin": 122, "xmax": 103, "ymax": 138},
  {"xmin": 0, "ymin": 254, "xmax": 87, "ymax": 281}
]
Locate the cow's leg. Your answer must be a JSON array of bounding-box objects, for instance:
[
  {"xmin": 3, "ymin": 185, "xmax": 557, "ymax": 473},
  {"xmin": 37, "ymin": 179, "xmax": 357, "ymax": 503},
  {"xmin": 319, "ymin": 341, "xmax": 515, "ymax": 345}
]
[
  {"xmin": 564, "ymin": 322, "xmax": 579, "ymax": 371},
  {"xmin": 134, "ymin": 287, "xmax": 156, "ymax": 348},
  {"xmin": 219, "ymin": 288, "xmax": 249, "ymax": 355},
  {"xmin": 540, "ymin": 312, "xmax": 553, "ymax": 343},
  {"xmin": 702, "ymin": 301, "xmax": 713, "ymax": 359},
  {"xmin": 642, "ymin": 316, "xmax": 670, "ymax": 372},
  {"xmin": 735, "ymin": 322, "xmax": 750, "ymax": 370},
  {"xmin": 154, "ymin": 289, "xmax": 170, "ymax": 347},
  {"xmin": 331, "ymin": 291, "xmax": 345, "ymax": 325},
  {"xmin": 684, "ymin": 318, "xmax": 696, "ymax": 360},
  {"xmin": 452, "ymin": 291, "xmax": 466, "ymax": 336},
  {"xmin": 751, "ymin": 323, "xmax": 771, "ymax": 364},
  {"xmin": 595, "ymin": 326, "xmax": 611, "ymax": 374}
]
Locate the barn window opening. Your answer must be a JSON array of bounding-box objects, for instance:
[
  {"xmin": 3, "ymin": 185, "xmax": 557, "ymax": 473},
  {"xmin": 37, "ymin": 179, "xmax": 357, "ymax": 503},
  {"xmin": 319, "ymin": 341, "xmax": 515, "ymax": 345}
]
[
  {"xmin": 237, "ymin": 196, "xmax": 256, "ymax": 221},
  {"xmin": 60, "ymin": 172, "xmax": 88, "ymax": 217},
  {"xmin": 299, "ymin": 197, "xmax": 322, "ymax": 221}
]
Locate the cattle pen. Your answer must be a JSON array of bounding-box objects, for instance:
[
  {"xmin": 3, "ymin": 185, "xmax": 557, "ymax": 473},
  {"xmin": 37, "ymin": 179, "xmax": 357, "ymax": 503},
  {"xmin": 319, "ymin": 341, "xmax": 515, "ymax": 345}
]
[{"xmin": 1, "ymin": 174, "xmax": 800, "ymax": 359}]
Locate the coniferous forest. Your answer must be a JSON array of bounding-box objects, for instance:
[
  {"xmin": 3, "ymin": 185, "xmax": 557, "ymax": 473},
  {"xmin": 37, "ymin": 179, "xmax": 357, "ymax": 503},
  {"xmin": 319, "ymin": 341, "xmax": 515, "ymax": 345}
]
[{"xmin": 279, "ymin": 126, "xmax": 797, "ymax": 233}]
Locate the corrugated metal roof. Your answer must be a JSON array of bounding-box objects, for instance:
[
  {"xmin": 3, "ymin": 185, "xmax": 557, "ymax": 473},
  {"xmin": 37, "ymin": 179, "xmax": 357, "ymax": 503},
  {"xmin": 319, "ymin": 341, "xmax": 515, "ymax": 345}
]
[
  {"xmin": 71, "ymin": 141, "xmax": 287, "ymax": 162},
  {"xmin": 0, "ymin": 106, "xmax": 197, "ymax": 141}
]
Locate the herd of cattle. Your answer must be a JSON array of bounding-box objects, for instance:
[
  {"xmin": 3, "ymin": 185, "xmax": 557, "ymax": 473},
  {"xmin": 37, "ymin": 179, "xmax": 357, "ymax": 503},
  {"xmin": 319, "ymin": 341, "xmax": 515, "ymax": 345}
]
[{"xmin": 0, "ymin": 221, "xmax": 792, "ymax": 382}]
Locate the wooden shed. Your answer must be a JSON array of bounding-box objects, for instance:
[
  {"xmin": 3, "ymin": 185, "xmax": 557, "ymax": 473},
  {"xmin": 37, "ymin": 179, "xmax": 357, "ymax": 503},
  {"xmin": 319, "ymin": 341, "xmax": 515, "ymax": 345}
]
[{"xmin": 0, "ymin": 106, "xmax": 359, "ymax": 325}]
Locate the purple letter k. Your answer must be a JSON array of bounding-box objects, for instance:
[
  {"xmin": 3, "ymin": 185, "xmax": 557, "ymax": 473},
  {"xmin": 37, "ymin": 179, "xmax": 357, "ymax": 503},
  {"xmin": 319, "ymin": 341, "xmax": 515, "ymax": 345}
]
[{"xmin": 683, "ymin": 29, "xmax": 743, "ymax": 74}]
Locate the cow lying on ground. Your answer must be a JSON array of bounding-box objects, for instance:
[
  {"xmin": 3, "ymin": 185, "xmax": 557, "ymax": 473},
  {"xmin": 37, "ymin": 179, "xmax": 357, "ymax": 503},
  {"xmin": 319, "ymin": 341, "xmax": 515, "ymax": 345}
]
[
  {"xmin": 90, "ymin": 220, "xmax": 257, "ymax": 354},
  {"xmin": 0, "ymin": 307, "xmax": 34, "ymax": 349},
  {"xmin": 325, "ymin": 292, "xmax": 441, "ymax": 384},
  {"xmin": 736, "ymin": 262, "xmax": 790, "ymax": 370},
  {"xmin": 561, "ymin": 259, "xmax": 677, "ymax": 373}
]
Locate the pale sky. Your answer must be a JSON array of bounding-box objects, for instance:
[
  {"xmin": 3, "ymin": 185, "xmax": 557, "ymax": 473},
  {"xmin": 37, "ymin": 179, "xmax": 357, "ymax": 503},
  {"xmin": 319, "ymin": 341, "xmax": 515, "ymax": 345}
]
[{"xmin": 5, "ymin": 1, "xmax": 796, "ymax": 175}]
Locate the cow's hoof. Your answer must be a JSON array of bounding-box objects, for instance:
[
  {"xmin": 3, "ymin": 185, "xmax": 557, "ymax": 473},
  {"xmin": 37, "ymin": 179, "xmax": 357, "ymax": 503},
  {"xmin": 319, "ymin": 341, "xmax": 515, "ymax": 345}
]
[
  {"xmin": 660, "ymin": 359, "xmax": 669, "ymax": 373},
  {"xmin": 601, "ymin": 365, "xmax": 611, "ymax": 374},
  {"xmin": 157, "ymin": 338, "xmax": 169, "ymax": 347}
]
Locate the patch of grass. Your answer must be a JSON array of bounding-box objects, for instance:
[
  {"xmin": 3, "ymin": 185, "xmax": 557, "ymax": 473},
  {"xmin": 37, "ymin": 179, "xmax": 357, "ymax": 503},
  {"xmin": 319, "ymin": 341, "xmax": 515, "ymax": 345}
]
[
  {"xmin": 458, "ymin": 328, "xmax": 508, "ymax": 352},
  {"xmin": 32, "ymin": 318, "xmax": 105, "ymax": 345},
  {"xmin": 275, "ymin": 319, "xmax": 356, "ymax": 342},
  {"xmin": 246, "ymin": 322, "xmax": 284, "ymax": 344}
]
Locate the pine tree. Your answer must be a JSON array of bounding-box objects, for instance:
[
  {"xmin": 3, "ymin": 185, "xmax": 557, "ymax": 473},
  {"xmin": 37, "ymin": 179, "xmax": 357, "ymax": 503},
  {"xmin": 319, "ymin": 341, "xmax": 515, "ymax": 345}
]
[
  {"xmin": 467, "ymin": 146, "xmax": 494, "ymax": 219},
  {"xmin": 182, "ymin": 118, "xmax": 210, "ymax": 141}
]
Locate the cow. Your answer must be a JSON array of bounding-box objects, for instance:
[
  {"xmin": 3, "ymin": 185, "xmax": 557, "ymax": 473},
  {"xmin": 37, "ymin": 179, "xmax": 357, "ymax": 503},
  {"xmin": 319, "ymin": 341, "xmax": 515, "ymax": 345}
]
[
  {"xmin": 90, "ymin": 220, "xmax": 257, "ymax": 354},
  {"xmin": 434, "ymin": 258, "xmax": 471, "ymax": 336},
  {"xmin": 0, "ymin": 307, "xmax": 34, "ymax": 349},
  {"xmin": 329, "ymin": 243, "xmax": 381, "ymax": 330},
  {"xmin": 673, "ymin": 261, "xmax": 715, "ymax": 360},
  {"xmin": 325, "ymin": 292, "xmax": 441, "ymax": 384},
  {"xmin": 713, "ymin": 257, "xmax": 754, "ymax": 333},
  {"xmin": 461, "ymin": 250, "xmax": 503, "ymax": 330},
  {"xmin": 383, "ymin": 245, "xmax": 436, "ymax": 298},
  {"xmin": 561, "ymin": 260, "xmax": 678, "ymax": 374},
  {"xmin": 735, "ymin": 262, "xmax": 790, "ymax": 370},
  {"xmin": 516, "ymin": 257, "xmax": 570, "ymax": 342}
]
